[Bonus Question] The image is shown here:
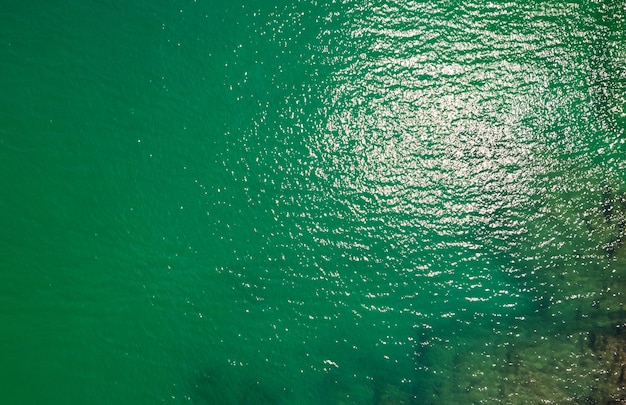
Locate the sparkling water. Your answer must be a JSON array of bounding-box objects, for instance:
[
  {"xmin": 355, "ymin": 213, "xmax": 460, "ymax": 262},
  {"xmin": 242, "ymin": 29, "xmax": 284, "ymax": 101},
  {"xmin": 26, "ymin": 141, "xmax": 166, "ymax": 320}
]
[{"xmin": 1, "ymin": 1, "xmax": 625, "ymax": 403}]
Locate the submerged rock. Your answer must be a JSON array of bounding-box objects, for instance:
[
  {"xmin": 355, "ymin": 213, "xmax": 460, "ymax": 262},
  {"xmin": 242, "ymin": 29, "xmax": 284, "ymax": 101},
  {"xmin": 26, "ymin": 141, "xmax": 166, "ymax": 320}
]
[
  {"xmin": 591, "ymin": 333, "xmax": 626, "ymax": 402},
  {"xmin": 599, "ymin": 187, "xmax": 626, "ymax": 256},
  {"xmin": 191, "ymin": 365, "xmax": 282, "ymax": 405},
  {"xmin": 374, "ymin": 383, "xmax": 410, "ymax": 405}
]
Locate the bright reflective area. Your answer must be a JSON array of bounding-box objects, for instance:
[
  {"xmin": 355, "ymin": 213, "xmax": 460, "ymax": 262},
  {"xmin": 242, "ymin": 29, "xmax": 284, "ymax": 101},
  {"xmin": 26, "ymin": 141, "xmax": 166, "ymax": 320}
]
[{"xmin": 0, "ymin": 0, "xmax": 625, "ymax": 404}]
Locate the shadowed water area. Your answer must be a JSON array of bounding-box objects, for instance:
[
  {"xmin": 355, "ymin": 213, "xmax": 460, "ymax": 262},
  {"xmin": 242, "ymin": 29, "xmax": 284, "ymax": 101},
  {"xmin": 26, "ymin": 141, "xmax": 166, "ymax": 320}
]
[{"xmin": 1, "ymin": 0, "xmax": 625, "ymax": 404}]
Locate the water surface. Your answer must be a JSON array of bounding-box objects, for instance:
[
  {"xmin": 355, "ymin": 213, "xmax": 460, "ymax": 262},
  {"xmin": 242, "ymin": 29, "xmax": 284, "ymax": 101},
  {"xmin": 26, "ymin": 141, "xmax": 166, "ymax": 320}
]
[{"xmin": 1, "ymin": 1, "xmax": 625, "ymax": 403}]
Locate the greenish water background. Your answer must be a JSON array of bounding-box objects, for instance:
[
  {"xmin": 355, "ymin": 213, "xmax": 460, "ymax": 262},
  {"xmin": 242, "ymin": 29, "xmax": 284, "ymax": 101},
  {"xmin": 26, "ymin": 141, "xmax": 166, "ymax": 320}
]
[{"xmin": 1, "ymin": 1, "xmax": 625, "ymax": 403}]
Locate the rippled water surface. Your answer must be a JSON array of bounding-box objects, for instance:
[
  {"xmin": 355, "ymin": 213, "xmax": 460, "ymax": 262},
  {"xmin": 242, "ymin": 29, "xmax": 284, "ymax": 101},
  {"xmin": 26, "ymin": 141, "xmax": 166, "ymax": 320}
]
[{"xmin": 1, "ymin": 1, "xmax": 625, "ymax": 404}]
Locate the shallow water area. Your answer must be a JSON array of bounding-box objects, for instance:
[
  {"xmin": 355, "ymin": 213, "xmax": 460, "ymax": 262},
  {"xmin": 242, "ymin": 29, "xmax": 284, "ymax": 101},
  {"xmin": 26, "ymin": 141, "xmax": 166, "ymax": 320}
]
[{"xmin": 1, "ymin": 0, "xmax": 625, "ymax": 404}]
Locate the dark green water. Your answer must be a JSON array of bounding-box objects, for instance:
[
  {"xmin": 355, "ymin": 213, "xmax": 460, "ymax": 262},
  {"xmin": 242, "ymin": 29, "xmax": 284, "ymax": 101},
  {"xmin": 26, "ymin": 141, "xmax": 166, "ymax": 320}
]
[{"xmin": 1, "ymin": 1, "xmax": 625, "ymax": 404}]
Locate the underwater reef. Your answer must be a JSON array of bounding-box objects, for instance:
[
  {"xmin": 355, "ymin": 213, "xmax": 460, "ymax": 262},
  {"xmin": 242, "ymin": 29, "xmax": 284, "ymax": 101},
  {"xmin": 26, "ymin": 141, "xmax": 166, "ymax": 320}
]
[
  {"xmin": 189, "ymin": 185, "xmax": 626, "ymax": 404},
  {"xmin": 437, "ymin": 185, "xmax": 626, "ymax": 405}
]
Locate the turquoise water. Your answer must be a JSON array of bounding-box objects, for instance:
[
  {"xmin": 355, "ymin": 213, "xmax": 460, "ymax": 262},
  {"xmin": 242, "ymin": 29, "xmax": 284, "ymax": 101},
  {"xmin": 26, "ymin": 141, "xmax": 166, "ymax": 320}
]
[{"xmin": 1, "ymin": 1, "xmax": 625, "ymax": 403}]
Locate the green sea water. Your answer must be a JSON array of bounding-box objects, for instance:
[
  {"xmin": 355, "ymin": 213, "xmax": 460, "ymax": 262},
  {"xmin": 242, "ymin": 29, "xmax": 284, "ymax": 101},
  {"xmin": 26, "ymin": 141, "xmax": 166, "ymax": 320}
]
[{"xmin": 1, "ymin": 1, "xmax": 625, "ymax": 404}]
